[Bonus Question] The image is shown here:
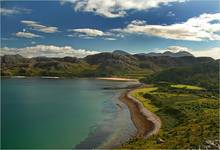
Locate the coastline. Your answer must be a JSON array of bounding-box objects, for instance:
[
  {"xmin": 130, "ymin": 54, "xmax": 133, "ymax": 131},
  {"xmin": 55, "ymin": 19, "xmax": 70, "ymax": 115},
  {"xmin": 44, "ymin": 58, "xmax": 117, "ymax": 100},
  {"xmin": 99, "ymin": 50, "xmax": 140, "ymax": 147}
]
[
  {"xmin": 2, "ymin": 76, "xmax": 138, "ymax": 82},
  {"xmin": 96, "ymin": 77, "xmax": 139, "ymax": 82},
  {"xmin": 120, "ymin": 87, "xmax": 161, "ymax": 139}
]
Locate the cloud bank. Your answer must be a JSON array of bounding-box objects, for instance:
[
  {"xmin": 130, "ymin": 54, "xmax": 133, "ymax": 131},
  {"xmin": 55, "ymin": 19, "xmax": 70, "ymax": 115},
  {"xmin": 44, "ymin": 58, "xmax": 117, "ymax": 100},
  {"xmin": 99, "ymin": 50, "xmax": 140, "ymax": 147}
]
[
  {"xmin": 112, "ymin": 13, "xmax": 220, "ymax": 41},
  {"xmin": 0, "ymin": 45, "xmax": 99, "ymax": 58},
  {"xmin": 1, "ymin": 45, "xmax": 219, "ymax": 59},
  {"xmin": 62, "ymin": 0, "xmax": 186, "ymax": 18}
]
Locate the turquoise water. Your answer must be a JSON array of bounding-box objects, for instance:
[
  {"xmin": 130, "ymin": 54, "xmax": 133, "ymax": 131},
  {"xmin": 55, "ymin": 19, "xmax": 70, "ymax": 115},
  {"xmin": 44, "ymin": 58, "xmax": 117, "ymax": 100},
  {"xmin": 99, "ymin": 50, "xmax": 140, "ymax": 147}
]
[{"xmin": 1, "ymin": 78, "xmax": 136, "ymax": 149}]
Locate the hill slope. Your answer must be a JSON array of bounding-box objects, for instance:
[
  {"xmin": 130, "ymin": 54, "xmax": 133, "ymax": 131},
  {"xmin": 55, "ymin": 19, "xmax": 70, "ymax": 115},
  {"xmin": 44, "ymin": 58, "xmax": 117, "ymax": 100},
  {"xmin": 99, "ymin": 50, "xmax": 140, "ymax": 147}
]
[
  {"xmin": 138, "ymin": 51, "xmax": 194, "ymax": 57},
  {"xmin": 141, "ymin": 61, "xmax": 219, "ymax": 90},
  {"xmin": 1, "ymin": 51, "xmax": 217, "ymax": 80}
]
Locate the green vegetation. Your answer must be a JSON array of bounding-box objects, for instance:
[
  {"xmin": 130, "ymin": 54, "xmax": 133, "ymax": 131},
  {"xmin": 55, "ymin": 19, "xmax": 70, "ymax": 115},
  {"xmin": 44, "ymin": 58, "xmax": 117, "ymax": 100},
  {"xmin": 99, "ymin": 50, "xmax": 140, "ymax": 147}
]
[
  {"xmin": 1, "ymin": 54, "xmax": 153, "ymax": 78},
  {"xmin": 141, "ymin": 61, "xmax": 219, "ymax": 90},
  {"xmin": 119, "ymin": 69, "xmax": 154, "ymax": 79},
  {"xmin": 130, "ymin": 87, "xmax": 158, "ymax": 112},
  {"xmin": 1, "ymin": 52, "xmax": 219, "ymax": 149},
  {"xmin": 1, "ymin": 52, "xmax": 218, "ymax": 80},
  {"xmin": 170, "ymin": 84, "xmax": 204, "ymax": 90},
  {"xmin": 123, "ymin": 84, "xmax": 219, "ymax": 149}
]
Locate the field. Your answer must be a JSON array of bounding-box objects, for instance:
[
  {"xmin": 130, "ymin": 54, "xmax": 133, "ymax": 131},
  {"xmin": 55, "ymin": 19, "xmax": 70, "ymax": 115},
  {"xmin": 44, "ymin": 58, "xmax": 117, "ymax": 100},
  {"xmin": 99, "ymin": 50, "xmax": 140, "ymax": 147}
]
[
  {"xmin": 123, "ymin": 84, "xmax": 219, "ymax": 149},
  {"xmin": 170, "ymin": 84, "xmax": 204, "ymax": 90}
]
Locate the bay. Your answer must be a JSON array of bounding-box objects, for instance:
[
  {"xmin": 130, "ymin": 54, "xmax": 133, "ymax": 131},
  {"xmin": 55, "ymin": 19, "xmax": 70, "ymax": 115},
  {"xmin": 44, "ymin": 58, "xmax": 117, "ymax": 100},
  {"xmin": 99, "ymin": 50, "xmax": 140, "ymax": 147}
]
[{"xmin": 1, "ymin": 78, "xmax": 136, "ymax": 149}]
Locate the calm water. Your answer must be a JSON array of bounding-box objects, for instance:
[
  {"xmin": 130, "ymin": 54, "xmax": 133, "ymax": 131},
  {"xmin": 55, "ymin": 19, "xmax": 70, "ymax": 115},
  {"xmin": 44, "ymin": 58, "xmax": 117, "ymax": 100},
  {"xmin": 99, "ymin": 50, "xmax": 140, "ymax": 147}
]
[{"xmin": 1, "ymin": 78, "xmax": 136, "ymax": 149}]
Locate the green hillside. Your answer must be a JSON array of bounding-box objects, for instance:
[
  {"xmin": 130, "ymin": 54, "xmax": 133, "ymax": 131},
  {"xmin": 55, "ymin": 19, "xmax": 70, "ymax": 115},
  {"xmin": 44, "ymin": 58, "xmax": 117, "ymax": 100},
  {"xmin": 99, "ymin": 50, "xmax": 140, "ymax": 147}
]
[
  {"xmin": 1, "ymin": 51, "xmax": 217, "ymax": 79},
  {"xmin": 123, "ymin": 84, "xmax": 219, "ymax": 149},
  {"xmin": 141, "ymin": 61, "xmax": 219, "ymax": 90}
]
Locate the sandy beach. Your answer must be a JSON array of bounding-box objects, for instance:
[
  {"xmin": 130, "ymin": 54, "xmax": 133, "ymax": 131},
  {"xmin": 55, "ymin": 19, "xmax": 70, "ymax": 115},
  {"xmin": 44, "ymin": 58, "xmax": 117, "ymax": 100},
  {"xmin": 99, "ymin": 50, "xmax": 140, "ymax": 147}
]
[
  {"xmin": 96, "ymin": 77, "xmax": 139, "ymax": 82},
  {"xmin": 120, "ymin": 88, "xmax": 161, "ymax": 138}
]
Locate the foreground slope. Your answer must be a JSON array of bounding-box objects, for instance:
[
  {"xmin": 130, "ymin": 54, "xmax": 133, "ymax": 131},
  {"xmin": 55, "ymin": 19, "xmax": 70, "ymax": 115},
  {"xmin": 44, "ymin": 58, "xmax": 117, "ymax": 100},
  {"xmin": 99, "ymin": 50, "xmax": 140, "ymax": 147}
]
[{"xmin": 123, "ymin": 84, "xmax": 219, "ymax": 149}]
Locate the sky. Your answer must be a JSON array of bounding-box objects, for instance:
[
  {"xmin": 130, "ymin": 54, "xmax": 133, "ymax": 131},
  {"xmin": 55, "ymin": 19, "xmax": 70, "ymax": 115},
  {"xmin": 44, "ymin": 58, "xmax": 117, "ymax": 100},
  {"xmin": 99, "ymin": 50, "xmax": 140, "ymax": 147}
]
[{"xmin": 1, "ymin": 0, "xmax": 220, "ymax": 58}]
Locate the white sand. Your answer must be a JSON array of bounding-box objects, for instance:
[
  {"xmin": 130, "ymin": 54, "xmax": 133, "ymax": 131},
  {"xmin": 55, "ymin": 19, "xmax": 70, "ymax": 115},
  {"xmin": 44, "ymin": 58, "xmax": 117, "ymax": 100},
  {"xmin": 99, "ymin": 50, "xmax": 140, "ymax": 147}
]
[{"xmin": 96, "ymin": 77, "xmax": 138, "ymax": 82}]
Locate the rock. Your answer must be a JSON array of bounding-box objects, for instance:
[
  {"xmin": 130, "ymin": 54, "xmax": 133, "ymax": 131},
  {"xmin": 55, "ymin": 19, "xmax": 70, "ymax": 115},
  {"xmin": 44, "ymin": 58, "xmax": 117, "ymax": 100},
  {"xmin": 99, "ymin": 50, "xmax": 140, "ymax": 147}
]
[
  {"xmin": 205, "ymin": 140, "xmax": 215, "ymax": 146},
  {"xmin": 156, "ymin": 138, "xmax": 165, "ymax": 144},
  {"xmin": 203, "ymin": 139, "xmax": 220, "ymax": 149}
]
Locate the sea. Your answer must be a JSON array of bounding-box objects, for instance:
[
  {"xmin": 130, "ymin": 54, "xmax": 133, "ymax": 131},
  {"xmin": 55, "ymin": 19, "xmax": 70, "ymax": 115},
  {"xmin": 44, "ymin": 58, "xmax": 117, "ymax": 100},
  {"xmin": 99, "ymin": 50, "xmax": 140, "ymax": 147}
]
[{"xmin": 1, "ymin": 78, "xmax": 137, "ymax": 149}]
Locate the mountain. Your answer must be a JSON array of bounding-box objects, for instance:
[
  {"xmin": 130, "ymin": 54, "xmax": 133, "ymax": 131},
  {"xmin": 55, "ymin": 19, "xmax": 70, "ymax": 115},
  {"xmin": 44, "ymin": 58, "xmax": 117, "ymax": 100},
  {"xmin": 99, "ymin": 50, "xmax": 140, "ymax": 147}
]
[
  {"xmin": 141, "ymin": 61, "xmax": 219, "ymax": 90},
  {"xmin": 134, "ymin": 54, "xmax": 213, "ymax": 72},
  {"xmin": 136, "ymin": 52, "xmax": 163, "ymax": 57},
  {"xmin": 137, "ymin": 51, "xmax": 194, "ymax": 57},
  {"xmin": 163, "ymin": 51, "xmax": 194, "ymax": 57},
  {"xmin": 145, "ymin": 52, "xmax": 163, "ymax": 57},
  {"xmin": 1, "ymin": 55, "xmax": 96, "ymax": 77},
  {"xmin": 112, "ymin": 50, "xmax": 131, "ymax": 55},
  {"xmin": 85, "ymin": 52, "xmax": 139, "ymax": 76},
  {"xmin": 0, "ymin": 51, "xmax": 216, "ymax": 78},
  {"xmin": 1, "ymin": 54, "xmax": 28, "ymax": 66}
]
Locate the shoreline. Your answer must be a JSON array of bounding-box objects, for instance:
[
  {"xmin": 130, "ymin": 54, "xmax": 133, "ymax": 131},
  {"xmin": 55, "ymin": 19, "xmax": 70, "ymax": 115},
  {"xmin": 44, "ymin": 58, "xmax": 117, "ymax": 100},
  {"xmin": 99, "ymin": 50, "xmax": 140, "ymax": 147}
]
[
  {"xmin": 120, "ymin": 87, "xmax": 161, "ymax": 139},
  {"xmin": 2, "ymin": 76, "xmax": 138, "ymax": 82},
  {"xmin": 96, "ymin": 77, "xmax": 139, "ymax": 82}
]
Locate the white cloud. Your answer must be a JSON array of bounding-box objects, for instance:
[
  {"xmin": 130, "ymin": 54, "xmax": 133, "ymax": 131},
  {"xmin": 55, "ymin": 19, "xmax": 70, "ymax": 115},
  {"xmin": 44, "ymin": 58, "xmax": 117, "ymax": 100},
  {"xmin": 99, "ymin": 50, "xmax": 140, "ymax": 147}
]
[
  {"xmin": 112, "ymin": 13, "xmax": 220, "ymax": 41},
  {"xmin": 67, "ymin": 28, "xmax": 121, "ymax": 40},
  {"xmin": 103, "ymin": 37, "xmax": 116, "ymax": 40},
  {"xmin": 21, "ymin": 20, "xmax": 59, "ymax": 33},
  {"xmin": 0, "ymin": 45, "xmax": 99, "ymax": 58},
  {"xmin": 68, "ymin": 28, "xmax": 105, "ymax": 37},
  {"xmin": 167, "ymin": 11, "xmax": 175, "ymax": 17},
  {"xmin": 0, "ymin": 7, "xmax": 31, "ymax": 16},
  {"xmin": 15, "ymin": 32, "xmax": 42, "ymax": 38},
  {"xmin": 63, "ymin": 0, "xmax": 187, "ymax": 18},
  {"xmin": 159, "ymin": 46, "xmax": 220, "ymax": 59},
  {"xmin": 131, "ymin": 20, "xmax": 147, "ymax": 25},
  {"xmin": 1, "ymin": 37, "xmax": 17, "ymax": 41},
  {"xmin": 166, "ymin": 46, "xmax": 190, "ymax": 52}
]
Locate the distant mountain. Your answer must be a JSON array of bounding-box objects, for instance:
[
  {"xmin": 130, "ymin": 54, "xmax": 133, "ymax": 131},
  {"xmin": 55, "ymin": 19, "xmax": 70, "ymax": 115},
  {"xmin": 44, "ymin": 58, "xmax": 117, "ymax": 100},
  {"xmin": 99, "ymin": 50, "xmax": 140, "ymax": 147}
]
[
  {"xmin": 163, "ymin": 51, "xmax": 194, "ymax": 57},
  {"xmin": 137, "ymin": 51, "xmax": 194, "ymax": 57},
  {"xmin": 137, "ymin": 52, "xmax": 163, "ymax": 57},
  {"xmin": 112, "ymin": 50, "xmax": 130, "ymax": 55}
]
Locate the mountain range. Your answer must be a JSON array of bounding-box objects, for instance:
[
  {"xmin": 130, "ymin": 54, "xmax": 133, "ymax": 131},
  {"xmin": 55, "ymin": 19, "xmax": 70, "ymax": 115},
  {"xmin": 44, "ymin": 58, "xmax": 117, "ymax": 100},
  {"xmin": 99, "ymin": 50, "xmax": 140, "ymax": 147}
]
[
  {"xmin": 1, "ymin": 50, "xmax": 219, "ymax": 90},
  {"xmin": 136, "ymin": 50, "xmax": 194, "ymax": 57},
  {"xmin": 0, "ymin": 50, "xmax": 215, "ymax": 76}
]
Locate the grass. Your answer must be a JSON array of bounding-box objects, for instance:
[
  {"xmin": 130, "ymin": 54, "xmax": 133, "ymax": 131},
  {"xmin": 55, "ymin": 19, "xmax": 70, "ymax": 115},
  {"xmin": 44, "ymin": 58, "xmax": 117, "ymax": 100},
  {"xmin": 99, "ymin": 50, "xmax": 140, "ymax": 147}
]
[
  {"xmin": 170, "ymin": 84, "xmax": 204, "ymax": 90},
  {"xmin": 123, "ymin": 84, "xmax": 219, "ymax": 149},
  {"xmin": 129, "ymin": 87, "xmax": 158, "ymax": 112},
  {"xmin": 119, "ymin": 69, "xmax": 154, "ymax": 79}
]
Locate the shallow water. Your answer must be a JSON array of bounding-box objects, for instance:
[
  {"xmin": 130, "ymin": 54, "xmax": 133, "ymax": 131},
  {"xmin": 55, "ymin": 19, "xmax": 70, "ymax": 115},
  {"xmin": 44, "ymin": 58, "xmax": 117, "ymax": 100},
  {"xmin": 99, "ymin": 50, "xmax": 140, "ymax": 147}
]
[{"xmin": 1, "ymin": 78, "xmax": 136, "ymax": 149}]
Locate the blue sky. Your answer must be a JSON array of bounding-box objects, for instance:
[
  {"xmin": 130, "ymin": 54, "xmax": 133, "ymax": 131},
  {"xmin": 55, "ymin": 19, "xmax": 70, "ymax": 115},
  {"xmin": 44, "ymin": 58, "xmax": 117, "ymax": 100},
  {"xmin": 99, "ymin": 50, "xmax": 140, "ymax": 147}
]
[{"xmin": 1, "ymin": 0, "xmax": 220, "ymax": 58}]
